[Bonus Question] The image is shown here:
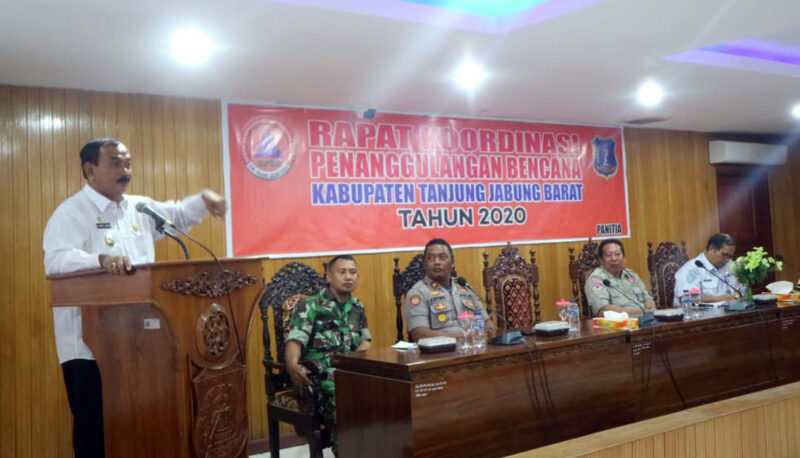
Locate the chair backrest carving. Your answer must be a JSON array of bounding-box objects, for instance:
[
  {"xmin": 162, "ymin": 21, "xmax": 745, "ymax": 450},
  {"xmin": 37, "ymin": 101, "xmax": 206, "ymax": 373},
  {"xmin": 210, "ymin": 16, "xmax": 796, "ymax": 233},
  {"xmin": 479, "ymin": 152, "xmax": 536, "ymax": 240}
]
[
  {"xmin": 483, "ymin": 243, "xmax": 540, "ymax": 329},
  {"xmin": 569, "ymin": 238, "xmax": 601, "ymax": 318},
  {"xmin": 647, "ymin": 241, "xmax": 689, "ymax": 309},
  {"xmin": 260, "ymin": 262, "xmax": 327, "ymax": 396},
  {"xmin": 393, "ymin": 254, "xmax": 426, "ymax": 342}
]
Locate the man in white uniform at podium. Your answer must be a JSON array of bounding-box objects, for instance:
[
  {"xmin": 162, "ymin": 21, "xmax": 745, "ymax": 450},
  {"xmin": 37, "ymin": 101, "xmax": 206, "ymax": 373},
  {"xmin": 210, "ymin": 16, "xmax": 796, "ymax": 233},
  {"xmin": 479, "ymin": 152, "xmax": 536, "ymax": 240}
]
[{"xmin": 43, "ymin": 138, "xmax": 226, "ymax": 457}]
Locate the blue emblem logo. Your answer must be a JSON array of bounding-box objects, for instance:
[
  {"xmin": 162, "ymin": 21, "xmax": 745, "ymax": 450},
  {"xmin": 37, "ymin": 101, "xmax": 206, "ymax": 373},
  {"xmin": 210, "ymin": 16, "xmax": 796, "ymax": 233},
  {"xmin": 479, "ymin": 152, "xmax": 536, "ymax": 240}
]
[
  {"xmin": 592, "ymin": 137, "xmax": 618, "ymax": 179},
  {"xmin": 239, "ymin": 116, "xmax": 296, "ymax": 181}
]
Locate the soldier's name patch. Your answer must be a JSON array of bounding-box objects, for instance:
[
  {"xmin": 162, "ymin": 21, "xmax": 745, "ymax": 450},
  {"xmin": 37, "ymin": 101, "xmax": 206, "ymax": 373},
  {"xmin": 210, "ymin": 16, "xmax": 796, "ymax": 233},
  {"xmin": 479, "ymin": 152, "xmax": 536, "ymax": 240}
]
[
  {"xmin": 96, "ymin": 222, "xmax": 111, "ymax": 229},
  {"xmin": 593, "ymin": 281, "xmax": 602, "ymax": 291},
  {"xmin": 409, "ymin": 295, "xmax": 421, "ymax": 306}
]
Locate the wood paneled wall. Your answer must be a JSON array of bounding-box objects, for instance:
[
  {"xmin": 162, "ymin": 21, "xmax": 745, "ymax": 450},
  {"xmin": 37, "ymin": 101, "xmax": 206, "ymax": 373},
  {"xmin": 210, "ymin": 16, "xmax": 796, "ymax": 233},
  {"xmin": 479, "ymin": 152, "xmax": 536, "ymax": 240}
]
[{"xmin": 1, "ymin": 84, "xmax": 799, "ymax": 456}]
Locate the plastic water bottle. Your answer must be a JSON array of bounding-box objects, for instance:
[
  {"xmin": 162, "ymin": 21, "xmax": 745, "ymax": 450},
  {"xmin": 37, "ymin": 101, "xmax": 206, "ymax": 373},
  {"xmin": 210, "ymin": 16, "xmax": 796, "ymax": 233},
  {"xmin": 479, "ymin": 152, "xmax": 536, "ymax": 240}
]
[
  {"xmin": 471, "ymin": 311, "xmax": 486, "ymax": 348},
  {"xmin": 680, "ymin": 289, "xmax": 692, "ymax": 320},
  {"xmin": 567, "ymin": 301, "xmax": 580, "ymax": 334}
]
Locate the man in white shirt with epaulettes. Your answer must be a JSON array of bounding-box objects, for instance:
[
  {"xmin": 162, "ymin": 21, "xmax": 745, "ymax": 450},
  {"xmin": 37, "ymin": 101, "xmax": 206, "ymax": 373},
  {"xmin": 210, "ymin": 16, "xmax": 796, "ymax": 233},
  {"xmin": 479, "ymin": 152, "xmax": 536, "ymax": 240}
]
[{"xmin": 43, "ymin": 137, "xmax": 226, "ymax": 457}]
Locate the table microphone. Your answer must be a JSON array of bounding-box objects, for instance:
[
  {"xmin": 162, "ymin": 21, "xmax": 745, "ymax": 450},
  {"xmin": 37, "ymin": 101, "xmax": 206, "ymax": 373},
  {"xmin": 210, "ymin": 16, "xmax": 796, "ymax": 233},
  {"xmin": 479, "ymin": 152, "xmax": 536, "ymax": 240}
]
[
  {"xmin": 693, "ymin": 260, "xmax": 745, "ymax": 298},
  {"xmin": 601, "ymin": 279, "xmax": 645, "ymax": 313}
]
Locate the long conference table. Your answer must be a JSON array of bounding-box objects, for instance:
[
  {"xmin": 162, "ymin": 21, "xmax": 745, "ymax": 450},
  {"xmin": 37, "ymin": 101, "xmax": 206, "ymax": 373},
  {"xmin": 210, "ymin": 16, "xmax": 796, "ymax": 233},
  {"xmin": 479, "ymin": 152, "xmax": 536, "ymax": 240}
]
[{"xmin": 333, "ymin": 304, "xmax": 800, "ymax": 457}]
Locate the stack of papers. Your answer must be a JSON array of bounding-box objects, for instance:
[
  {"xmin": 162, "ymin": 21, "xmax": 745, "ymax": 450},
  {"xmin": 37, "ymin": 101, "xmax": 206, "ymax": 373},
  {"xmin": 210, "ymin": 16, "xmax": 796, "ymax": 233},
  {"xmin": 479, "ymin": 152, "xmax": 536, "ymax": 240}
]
[{"xmin": 392, "ymin": 341, "xmax": 418, "ymax": 350}]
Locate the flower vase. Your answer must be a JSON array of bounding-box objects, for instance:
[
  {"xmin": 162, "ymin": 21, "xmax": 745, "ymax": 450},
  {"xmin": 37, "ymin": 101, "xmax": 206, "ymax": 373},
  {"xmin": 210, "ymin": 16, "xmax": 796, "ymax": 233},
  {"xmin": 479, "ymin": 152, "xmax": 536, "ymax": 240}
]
[{"xmin": 745, "ymin": 286, "xmax": 754, "ymax": 303}]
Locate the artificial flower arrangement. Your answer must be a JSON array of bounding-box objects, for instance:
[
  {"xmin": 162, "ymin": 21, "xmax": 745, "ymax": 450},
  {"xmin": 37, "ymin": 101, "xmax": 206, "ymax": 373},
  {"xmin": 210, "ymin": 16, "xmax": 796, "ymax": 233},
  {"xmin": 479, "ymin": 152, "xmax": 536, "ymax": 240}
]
[{"xmin": 733, "ymin": 246, "xmax": 782, "ymax": 300}]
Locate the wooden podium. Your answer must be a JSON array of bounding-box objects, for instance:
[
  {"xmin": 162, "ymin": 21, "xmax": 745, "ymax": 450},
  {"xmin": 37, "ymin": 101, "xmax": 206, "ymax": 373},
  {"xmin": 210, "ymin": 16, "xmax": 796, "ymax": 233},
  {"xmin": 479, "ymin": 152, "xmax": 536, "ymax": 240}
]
[{"xmin": 49, "ymin": 258, "xmax": 265, "ymax": 458}]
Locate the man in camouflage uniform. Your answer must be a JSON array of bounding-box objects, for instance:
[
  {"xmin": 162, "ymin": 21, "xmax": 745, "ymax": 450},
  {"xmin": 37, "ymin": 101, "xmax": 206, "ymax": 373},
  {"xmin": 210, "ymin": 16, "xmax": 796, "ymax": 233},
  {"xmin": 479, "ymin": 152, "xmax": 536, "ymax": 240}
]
[
  {"xmin": 585, "ymin": 239, "xmax": 656, "ymax": 316},
  {"xmin": 403, "ymin": 238, "xmax": 493, "ymax": 341},
  {"xmin": 285, "ymin": 255, "xmax": 371, "ymax": 454}
]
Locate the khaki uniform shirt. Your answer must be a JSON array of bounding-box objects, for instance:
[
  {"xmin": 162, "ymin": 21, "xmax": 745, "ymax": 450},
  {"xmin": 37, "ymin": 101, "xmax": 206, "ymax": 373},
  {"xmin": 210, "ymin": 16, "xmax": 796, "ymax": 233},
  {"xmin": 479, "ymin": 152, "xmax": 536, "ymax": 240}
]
[
  {"xmin": 585, "ymin": 266, "xmax": 652, "ymax": 316},
  {"xmin": 403, "ymin": 275, "xmax": 486, "ymax": 334}
]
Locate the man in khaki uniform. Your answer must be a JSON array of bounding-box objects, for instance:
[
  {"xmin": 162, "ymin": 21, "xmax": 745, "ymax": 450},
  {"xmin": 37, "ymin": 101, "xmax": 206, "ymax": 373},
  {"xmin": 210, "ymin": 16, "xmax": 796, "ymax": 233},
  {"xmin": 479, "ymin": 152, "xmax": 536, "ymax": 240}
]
[
  {"xmin": 403, "ymin": 238, "xmax": 491, "ymax": 341},
  {"xmin": 585, "ymin": 239, "xmax": 656, "ymax": 316}
]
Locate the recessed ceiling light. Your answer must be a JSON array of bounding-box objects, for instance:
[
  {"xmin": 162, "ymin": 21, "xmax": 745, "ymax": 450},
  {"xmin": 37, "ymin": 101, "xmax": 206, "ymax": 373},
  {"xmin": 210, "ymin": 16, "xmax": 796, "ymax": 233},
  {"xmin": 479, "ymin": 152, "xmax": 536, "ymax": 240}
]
[
  {"xmin": 454, "ymin": 60, "xmax": 486, "ymax": 92},
  {"xmin": 791, "ymin": 103, "xmax": 800, "ymax": 119},
  {"xmin": 171, "ymin": 28, "xmax": 212, "ymax": 65},
  {"xmin": 636, "ymin": 81, "xmax": 664, "ymax": 107}
]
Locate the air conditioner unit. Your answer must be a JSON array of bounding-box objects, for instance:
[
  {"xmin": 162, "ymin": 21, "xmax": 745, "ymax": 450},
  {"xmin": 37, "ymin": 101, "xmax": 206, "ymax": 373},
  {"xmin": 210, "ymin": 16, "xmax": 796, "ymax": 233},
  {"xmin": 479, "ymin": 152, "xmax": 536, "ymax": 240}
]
[{"xmin": 709, "ymin": 140, "xmax": 787, "ymax": 165}]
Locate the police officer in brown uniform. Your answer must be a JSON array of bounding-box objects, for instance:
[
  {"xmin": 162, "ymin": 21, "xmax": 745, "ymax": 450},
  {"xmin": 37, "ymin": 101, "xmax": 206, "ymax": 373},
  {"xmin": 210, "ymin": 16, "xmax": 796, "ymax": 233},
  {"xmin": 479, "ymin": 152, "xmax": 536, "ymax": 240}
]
[{"xmin": 403, "ymin": 238, "xmax": 493, "ymax": 341}]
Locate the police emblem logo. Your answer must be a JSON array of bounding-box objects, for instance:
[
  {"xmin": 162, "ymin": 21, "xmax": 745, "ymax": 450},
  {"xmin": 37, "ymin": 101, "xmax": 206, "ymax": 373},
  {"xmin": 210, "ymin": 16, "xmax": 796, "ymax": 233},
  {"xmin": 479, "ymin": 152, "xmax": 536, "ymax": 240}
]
[
  {"xmin": 593, "ymin": 281, "xmax": 602, "ymax": 291},
  {"xmin": 460, "ymin": 288, "xmax": 467, "ymax": 293},
  {"xmin": 592, "ymin": 137, "xmax": 618, "ymax": 179},
  {"xmin": 430, "ymin": 290, "xmax": 439, "ymax": 296},
  {"xmin": 431, "ymin": 282, "xmax": 438, "ymax": 288},
  {"xmin": 464, "ymin": 300, "xmax": 473, "ymax": 308},
  {"xmin": 104, "ymin": 234, "xmax": 115, "ymax": 247},
  {"xmin": 238, "ymin": 116, "xmax": 296, "ymax": 181},
  {"xmin": 410, "ymin": 295, "xmax": 421, "ymax": 307},
  {"xmin": 437, "ymin": 313, "xmax": 447, "ymax": 322},
  {"xmin": 434, "ymin": 303, "xmax": 447, "ymax": 311}
]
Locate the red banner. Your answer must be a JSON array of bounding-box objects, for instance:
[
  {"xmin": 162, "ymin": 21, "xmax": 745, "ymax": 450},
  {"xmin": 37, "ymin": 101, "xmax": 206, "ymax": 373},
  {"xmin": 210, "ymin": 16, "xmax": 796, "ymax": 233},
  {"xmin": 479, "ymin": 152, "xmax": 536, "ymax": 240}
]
[{"xmin": 225, "ymin": 104, "xmax": 628, "ymax": 256}]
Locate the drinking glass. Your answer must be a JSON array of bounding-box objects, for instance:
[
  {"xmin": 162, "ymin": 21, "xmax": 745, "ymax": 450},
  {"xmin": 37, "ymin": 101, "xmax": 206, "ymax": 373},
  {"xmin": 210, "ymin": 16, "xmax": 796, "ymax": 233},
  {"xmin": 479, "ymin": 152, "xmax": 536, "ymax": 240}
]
[
  {"xmin": 690, "ymin": 290, "xmax": 702, "ymax": 319},
  {"xmin": 557, "ymin": 304, "xmax": 568, "ymax": 322},
  {"xmin": 457, "ymin": 315, "xmax": 473, "ymax": 350}
]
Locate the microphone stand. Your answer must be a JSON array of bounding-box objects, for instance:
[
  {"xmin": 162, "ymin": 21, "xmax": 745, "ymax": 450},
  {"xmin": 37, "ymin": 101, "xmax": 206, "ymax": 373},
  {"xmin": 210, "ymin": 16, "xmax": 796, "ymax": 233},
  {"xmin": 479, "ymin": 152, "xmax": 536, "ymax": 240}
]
[
  {"xmin": 156, "ymin": 221, "xmax": 190, "ymax": 260},
  {"xmin": 694, "ymin": 261, "xmax": 747, "ymax": 301},
  {"xmin": 602, "ymin": 279, "xmax": 646, "ymax": 314}
]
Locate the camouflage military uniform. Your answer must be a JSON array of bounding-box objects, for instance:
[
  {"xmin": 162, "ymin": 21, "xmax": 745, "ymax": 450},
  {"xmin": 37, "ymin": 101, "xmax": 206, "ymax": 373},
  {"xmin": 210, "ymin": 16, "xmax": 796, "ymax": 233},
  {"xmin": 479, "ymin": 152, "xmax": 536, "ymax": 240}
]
[
  {"xmin": 584, "ymin": 266, "xmax": 652, "ymax": 316},
  {"xmin": 403, "ymin": 275, "xmax": 486, "ymax": 334},
  {"xmin": 286, "ymin": 288, "xmax": 371, "ymax": 452}
]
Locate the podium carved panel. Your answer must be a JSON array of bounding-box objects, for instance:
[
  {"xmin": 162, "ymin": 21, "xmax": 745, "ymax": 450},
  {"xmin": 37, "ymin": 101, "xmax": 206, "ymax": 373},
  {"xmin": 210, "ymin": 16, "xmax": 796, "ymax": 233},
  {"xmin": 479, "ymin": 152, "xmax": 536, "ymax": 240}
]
[
  {"xmin": 193, "ymin": 364, "xmax": 248, "ymax": 458},
  {"xmin": 196, "ymin": 302, "xmax": 231, "ymax": 360},
  {"xmin": 163, "ymin": 269, "xmax": 258, "ymax": 298}
]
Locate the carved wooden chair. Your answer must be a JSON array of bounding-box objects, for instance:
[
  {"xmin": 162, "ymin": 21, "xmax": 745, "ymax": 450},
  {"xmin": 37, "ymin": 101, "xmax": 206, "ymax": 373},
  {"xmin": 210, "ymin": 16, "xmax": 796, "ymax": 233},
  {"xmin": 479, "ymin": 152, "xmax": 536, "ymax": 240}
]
[
  {"xmin": 482, "ymin": 243, "xmax": 540, "ymax": 330},
  {"xmin": 393, "ymin": 254, "xmax": 457, "ymax": 341},
  {"xmin": 569, "ymin": 238, "xmax": 601, "ymax": 318},
  {"xmin": 647, "ymin": 240, "xmax": 689, "ymax": 309},
  {"xmin": 260, "ymin": 262, "xmax": 328, "ymax": 458}
]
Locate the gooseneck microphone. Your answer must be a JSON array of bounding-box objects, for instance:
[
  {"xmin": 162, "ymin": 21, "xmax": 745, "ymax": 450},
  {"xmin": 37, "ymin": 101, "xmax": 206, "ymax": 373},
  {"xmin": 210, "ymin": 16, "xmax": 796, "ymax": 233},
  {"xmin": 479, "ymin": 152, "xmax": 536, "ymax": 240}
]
[
  {"xmin": 602, "ymin": 279, "xmax": 645, "ymax": 313},
  {"xmin": 135, "ymin": 202, "xmax": 173, "ymax": 228},
  {"xmin": 693, "ymin": 260, "xmax": 745, "ymax": 298},
  {"xmin": 135, "ymin": 201, "xmax": 189, "ymax": 259},
  {"xmin": 458, "ymin": 277, "xmax": 513, "ymax": 330}
]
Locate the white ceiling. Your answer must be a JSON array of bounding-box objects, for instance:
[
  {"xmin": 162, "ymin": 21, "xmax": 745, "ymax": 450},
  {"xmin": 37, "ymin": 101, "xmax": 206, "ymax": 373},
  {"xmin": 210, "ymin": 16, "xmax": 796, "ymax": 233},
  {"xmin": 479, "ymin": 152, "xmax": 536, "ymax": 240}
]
[{"xmin": 2, "ymin": 0, "xmax": 800, "ymax": 134}]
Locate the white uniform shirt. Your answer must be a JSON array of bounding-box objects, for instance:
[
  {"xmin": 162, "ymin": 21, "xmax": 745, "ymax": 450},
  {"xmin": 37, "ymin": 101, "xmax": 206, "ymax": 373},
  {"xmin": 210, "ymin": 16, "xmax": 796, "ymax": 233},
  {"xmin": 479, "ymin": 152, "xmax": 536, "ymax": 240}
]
[
  {"xmin": 673, "ymin": 252, "xmax": 741, "ymax": 306},
  {"xmin": 43, "ymin": 184, "xmax": 207, "ymax": 363}
]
